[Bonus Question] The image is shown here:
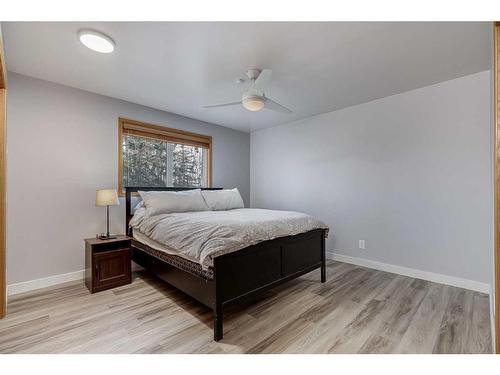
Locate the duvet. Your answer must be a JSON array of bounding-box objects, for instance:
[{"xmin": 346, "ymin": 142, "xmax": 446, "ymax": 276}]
[{"xmin": 130, "ymin": 208, "xmax": 328, "ymax": 270}]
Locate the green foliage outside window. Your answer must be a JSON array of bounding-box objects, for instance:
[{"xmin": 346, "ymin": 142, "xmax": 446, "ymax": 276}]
[{"xmin": 122, "ymin": 135, "xmax": 206, "ymax": 188}]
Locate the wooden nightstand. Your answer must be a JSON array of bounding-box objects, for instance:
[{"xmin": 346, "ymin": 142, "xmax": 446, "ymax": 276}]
[{"xmin": 84, "ymin": 235, "xmax": 132, "ymax": 293}]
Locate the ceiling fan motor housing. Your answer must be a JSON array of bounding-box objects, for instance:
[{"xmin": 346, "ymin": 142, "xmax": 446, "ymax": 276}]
[{"xmin": 246, "ymin": 68, "xmax": 262, "ymax": 81}]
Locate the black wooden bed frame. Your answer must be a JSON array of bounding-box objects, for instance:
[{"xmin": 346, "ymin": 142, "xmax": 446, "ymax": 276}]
[{"xmin": 125, "ymin": 186, "xmax": 327, "ymax": 341}]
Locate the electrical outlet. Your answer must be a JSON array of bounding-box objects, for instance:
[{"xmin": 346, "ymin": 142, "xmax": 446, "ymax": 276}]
[{"xmin": 359, "ymin": 240, "xmax": 366, "ymax": 250}]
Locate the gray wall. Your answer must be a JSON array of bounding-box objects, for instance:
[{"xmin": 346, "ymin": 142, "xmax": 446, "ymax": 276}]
[
  {"xmin": 251, "ymin": 71, "xmax": 492, "ymax": 284},
  {"xmin": 6, "ymin": 72, "xmax": 250, "ymax": 284}
]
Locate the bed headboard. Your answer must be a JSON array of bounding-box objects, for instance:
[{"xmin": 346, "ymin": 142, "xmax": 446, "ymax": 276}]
[{"xmin": 125, "ymin": 186, "xmax": 223, "ymax": 236}]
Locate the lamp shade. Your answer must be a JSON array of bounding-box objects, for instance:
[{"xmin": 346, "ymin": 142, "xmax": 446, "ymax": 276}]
[{"xmin": 96, "ymin": 189, "xmax": 120, "ymax": 206}]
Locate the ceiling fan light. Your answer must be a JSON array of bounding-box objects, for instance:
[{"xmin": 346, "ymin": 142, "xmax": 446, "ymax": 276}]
[
  {"xmin": 242, "ymin": 96, "xmax": 264, "ymax": 112},
  {"xmin": 78, "ymin": 29, "xmax": 115, "ymax": 53}
]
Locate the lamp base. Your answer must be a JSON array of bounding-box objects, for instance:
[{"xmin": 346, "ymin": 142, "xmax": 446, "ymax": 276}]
[{"xmin": 97, "ymin": 234, "xmax": 117, "ymax": 240}]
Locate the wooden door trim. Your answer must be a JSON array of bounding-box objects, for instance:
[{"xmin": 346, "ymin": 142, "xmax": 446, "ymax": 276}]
[
  {"xmin": 0, "ymin": 31, "xmax": 6, "ymax": 319},
  {"xmin": 494, "ymin": 21, "xmax": 500, "ymax": 353}
]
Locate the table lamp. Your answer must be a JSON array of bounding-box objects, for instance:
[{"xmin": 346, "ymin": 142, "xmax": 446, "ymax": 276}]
[{"xmin": 96, "ymin": 189, "xmax": 120, "ymax": 239}]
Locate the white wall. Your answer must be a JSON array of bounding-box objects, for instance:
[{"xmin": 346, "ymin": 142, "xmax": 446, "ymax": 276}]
[
  {"xmin": 251, "ymin": 71, "xmax": 492, "ymax": 285},
  {"xmin": 6, "ymin": 72, "xmax": 250, "ymax": 284}
]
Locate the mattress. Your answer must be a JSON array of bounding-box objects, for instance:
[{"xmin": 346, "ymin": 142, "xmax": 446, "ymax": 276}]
[
  {"xmin": 130, "ymin": 207, "xmax": 328, "ymax": 270},
  {"xmin": 132, "ymin": 234, "xmax": 214, "ymax": 280}
]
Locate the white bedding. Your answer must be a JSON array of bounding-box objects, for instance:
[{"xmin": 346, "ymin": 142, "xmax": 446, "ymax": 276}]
[{"xmin": 130, "ymin": 208, "xmax": 329, "ymax": 269}]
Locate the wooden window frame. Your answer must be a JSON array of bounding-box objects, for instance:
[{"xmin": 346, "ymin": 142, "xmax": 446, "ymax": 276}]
[{"xmin": 118, "ymin": 118, "xmax": 213, "ymax": 196}]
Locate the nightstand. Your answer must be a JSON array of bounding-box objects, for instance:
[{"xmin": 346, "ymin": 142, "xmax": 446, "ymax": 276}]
[{"xmin": 84, "ymin": 235, "xmax": 132, "ymax": 293}]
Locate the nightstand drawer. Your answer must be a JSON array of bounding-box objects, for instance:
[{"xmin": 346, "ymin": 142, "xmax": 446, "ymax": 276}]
[{"xmin": 92, "ymin": 241, "xmax": 131, "ymax": 253}]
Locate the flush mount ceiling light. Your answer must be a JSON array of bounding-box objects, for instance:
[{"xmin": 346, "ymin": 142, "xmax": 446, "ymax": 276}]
[{"xmin": 78, "ymin": 29, "xmax": 115, "ymax": 53}]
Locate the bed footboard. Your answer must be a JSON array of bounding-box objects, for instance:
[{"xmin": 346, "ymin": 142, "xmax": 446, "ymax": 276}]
[{"xmin": 212, "ymin": 228, "xmax": 327, "ymax": 341}]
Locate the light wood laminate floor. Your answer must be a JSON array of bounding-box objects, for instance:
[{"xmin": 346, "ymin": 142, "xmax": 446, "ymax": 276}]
[{"xmin": 0, "ymin": 261, "xmax": 492, "ymax": 354}]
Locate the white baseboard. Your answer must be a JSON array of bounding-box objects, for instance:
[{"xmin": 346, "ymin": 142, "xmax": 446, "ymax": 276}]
[
  {"xmin": 7, "ymin": 262, "xmax": 145, "ymax": 296},
  {"xmin": 7, "ymin": 269, "xmax": 85, "ymax": 296},
  {"xmin": 6, "ymin": 254, "xmax": 490, "ymax": 296},
  {"xmin": 327, "ymin": 251, "xmax": 490, "ymax": 294}
]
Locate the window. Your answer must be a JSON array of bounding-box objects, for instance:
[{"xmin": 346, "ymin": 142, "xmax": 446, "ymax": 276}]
[{"xmin": 118, "ymin": 118, "xmax": 212, "ymax": 194}]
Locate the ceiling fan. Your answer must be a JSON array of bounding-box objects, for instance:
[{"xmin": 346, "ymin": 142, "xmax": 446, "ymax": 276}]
[{"xmin": 202, "ymin": 69, "xmax": 292, "ymax": 114}]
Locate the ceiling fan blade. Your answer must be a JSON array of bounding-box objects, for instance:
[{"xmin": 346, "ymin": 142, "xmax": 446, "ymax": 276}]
[
  {"xmin": 251, "ymin": 69, "xmax": 272, "ymax": 94},
  {"xmin": 264, "ymin": 97, "xmax": 292, "ymax": 114},
  {"xmin": 202, "ymin": 101, "xmax": 242, "ymax": 109}
]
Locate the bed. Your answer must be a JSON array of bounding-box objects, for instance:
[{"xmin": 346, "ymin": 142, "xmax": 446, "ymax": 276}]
[{"xmin": 126, "ymin": 186, "xmax": 328, "ymax": 341}]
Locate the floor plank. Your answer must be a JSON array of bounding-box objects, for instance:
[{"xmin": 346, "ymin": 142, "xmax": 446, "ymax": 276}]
[
  {"xmin": 433, "ymin": 288, "xmax": 475, "ymax": 353},
  {"xmin": 396, "ymin": 283, "xmax": 452, "ymax": 353}
]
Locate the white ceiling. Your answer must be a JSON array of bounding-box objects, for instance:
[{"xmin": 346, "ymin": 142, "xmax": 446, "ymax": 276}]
[{"xmin": 3, "ymin": 22, "xmax": 492, "ymax": 132}]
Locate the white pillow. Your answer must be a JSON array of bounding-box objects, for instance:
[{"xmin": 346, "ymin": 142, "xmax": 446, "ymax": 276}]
[
  {"xmin": 202, "ymin": 188, "xmax": 244, "ymax": 211},
  {"xmin": 138, "ymin": 189, "xmax": 209, "ymax": 216},
  {"xmin": 134, "ymin": 200, "xmax": 145, "ymax": 210}
]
